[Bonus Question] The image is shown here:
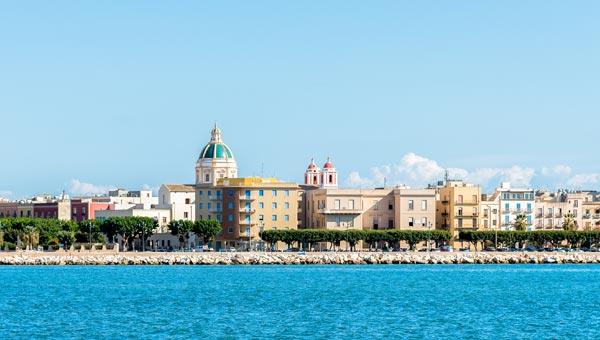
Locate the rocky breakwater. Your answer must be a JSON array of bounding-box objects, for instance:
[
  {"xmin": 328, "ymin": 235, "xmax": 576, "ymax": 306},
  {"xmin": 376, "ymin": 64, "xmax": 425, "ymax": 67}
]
[{"xmin": 1, "ymin": 251, "xmax": 600, "ymax": 265}]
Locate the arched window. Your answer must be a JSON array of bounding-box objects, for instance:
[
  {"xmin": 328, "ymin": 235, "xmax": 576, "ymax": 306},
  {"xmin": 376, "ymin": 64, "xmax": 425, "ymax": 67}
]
[
  {"xmin": 329, "ymin": 174, "xmax": 333, "ymax": 183},
  {"xmin": 205, "ymin": 174, "xmax": 210, "ymax": 182}
]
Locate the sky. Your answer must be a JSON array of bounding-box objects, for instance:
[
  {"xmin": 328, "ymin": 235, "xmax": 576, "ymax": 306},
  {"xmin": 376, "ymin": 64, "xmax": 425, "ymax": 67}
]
[{"xmin": 1, "ymin": 1, "xmax": 599, "ymax": 199}]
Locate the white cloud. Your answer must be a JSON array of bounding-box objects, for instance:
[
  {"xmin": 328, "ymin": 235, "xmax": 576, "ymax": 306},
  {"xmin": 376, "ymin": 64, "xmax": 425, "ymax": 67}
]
[
  {"xmin": 0, "ymin": 190, "xmax": 12, "ymax": 199},
  {"xmin": 567, "ymin": 173, "xmax": 600, "ymax": 189},
  {"xmin": 345, "ymin": 152, "xmax": 598, "ymax": 192},
  {"xmin": 68, "ymin": 179, "xmax": 116, "ymax": 196},
  {"xmin": 141, "ymin": 184, "xmax": 159, "ymax": 195}
]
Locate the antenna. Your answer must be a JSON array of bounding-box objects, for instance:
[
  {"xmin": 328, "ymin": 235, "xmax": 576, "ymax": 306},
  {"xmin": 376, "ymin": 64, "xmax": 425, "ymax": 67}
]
[
  {"xmin": 444, "ymin": 169, "xmax": 449, "ymax": 183},
  {"xmin": 384, "ymin": 177, "xmax": 387, "ymax": 188}
]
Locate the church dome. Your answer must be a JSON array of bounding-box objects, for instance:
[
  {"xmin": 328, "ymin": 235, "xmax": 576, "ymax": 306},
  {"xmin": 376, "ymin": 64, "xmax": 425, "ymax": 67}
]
[
  {"xmin": 198, "ymin": 125, "xmax": 235, "ymax": 160},
  {"xmin": 323, "ymin": 157, "xmax": 335, "ymax": 169}
]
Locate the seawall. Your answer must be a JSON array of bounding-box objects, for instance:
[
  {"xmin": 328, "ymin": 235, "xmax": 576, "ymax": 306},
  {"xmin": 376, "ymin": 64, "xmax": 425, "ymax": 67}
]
[{"xmin": 1, "ymin": 251, "xmax": 600, "ymax": 265}]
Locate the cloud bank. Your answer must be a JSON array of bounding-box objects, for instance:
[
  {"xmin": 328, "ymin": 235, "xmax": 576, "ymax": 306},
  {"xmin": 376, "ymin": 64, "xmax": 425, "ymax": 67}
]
[
  {"xmin": 346, "ymin": 152, "xmax": 600, "ymax": 192},
  {"xmin": 68, "ymin": 179, "xmax": 116, "ymax": 196}
]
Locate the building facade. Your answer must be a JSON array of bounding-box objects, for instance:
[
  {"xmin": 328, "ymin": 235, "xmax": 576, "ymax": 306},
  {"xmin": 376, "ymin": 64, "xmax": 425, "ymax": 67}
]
[
  {"xmin": 436, "ymin": 180, "xmax": 481, "ymax": 238},
  {"xmin": 218, "ymin": 177, "xmax": 299, "ymax": 249}
]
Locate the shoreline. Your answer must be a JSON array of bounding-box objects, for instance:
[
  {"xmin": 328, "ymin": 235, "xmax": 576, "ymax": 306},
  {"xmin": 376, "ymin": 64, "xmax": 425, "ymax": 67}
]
[{"xmin": 1, "ymin": 251, "xmax": 600, "ymax": 265}]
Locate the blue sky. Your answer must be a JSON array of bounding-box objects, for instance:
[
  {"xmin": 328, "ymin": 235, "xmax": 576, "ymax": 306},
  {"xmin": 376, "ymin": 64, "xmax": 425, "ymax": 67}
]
[{"xmin": 1, "ymin": 1, "xmax": 599, "ymax": 199}]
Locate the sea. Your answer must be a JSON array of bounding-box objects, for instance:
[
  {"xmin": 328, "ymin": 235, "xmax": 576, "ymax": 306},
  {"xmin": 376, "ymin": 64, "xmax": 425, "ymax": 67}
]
[{"xmin": 0, "ymin": 265, "xmax": 598, "ymax": 339}]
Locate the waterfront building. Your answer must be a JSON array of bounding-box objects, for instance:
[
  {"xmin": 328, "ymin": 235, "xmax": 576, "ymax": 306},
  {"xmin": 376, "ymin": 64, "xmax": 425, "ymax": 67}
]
[
  {"xmin": 436, "ymin": 180, "xmax": 481, "ymax": 238},
  {"xmin": 494, "ymin": 182, "xmax": 535, "ymax": 231},
  {"xmin": 534, "ymin": 190, "xmax": 586, "ymax": 230},
  {"xmin": 195, "ymin": 125, "xmax": 238, "ymax": 224},
  {"xmin": 480, "ymin": 191, "xmax": 500, "ymax": 230},
  {"xmin": 217, "ymin": 177, "xmax": 299, "ymax": 249},
  {"xmin": 303, "ymin": 186, "xmax": 436, "ymax": 231},
  {"xmin": 158, "ymin": 184, "xmax": 196, "ymax": 221}
]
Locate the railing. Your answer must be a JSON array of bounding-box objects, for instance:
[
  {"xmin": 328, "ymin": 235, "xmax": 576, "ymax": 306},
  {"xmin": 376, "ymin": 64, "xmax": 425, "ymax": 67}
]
[
  {"xmin": 555, "ymin": 213, "xmax": 563, "ymax": 218},
  {"xmin": 546, "ymin": 213, "xmax": 553, "ymax": 218},
  {"xmin": 318, "ymin": 208, "xmax": 362, "ymax": 214},
  {"xmin": 239, "ymin": 195, "xmax": 257, "ymax": 201},
  {"xmin": 209, "ymin": 195, "xmax": 222, "ymax": 201},
  {"xmin": 584, "ymin": 214, "xmax": 591, "ymax": 219},
  {"xmin": 239, "ymin": 208, "xmax": 256, "ymax": 214}
]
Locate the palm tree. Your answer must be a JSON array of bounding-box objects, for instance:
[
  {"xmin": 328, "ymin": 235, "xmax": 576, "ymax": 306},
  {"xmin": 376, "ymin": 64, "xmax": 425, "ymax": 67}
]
[
  {"xmin": 513, "ymin": 213, "xmax": 528, "ymax": 231},
  {"xmin": 562, "ymin": 213, "xmax": 577, "ymax": 231}
]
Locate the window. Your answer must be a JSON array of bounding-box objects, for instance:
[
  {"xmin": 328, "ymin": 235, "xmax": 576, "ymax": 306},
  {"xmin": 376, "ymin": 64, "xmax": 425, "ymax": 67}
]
[
  {"xmin": 185, "ymin": 198, "xmax": 190, "ymax": 204},
  {"xmin": 334, "ymin": 199, "xmax": 341, "ymax": 210},
  {"xmin": 259, "ymin": 215, "xmax": 264, "ymax": 221},
  {"xmin": 227, "ymin": 202, "xmax": 234, "ymax": 209},
  {"xmin": 199, "ymin": 191, "xmax": 203, "ymax": 196},
  {"xmin": 457, "ymin": 195, "xmax": 463, "ymax": 204},
  {"xmin": 408, "ymin": 200, "xmax": 414, "ymax": 210},
  {"xmin": 208, "ymin": 191, "xmax": 212, "ymax": 197},
  {"xmin": 472, "ymin": 218, "xmax": 477, "ymax": 227},
  {"xmin": 373, "ymin": 217, "xmax": 379, "ymax": 230},
  {"xmin": 408, "ymin": 217, "xmax": 414, "ymax": 227},
  {"xmin": 205, "ymin": 174, "xmax": 210, "ymax": 182},
  {"xmin": 473, "ymin": 207, "xmax": 477, "ymax": 215},
  {"xmin": 422, "ymin": 217, "xmax": 428, "ymax": 227},
  {"xmin": 207, "ymin": 203, "xmax": 212, "ymax": 210},
  {"xmin": 526, "ymin": 203, "xmax": 531, "ymax": 212},
  {"xmin": 505, "ymin": 215, "xmax": 509, "ymax": 224},
  {"xmin": 472, "ymin": 195, "xmax": 478, "ymax": 204},
  {"xmin": 388, "ymin": 219, "xmax": 394, "ymax": 229},
  {"xmin": 388, "ymin": 202, "xmax": 393, "ymax": 210},
  {"xmin": 245, "ymin": 189, "xmax": 251, "ymax": 197},
  {"xmin": 421, "ymin": 200, "xmax": 427, "ymax": 210},
  {"xmin": 272, "ymin": 202, "xmax": 277, "ymax": 209},
  {"xmin": 285, "ymin": 190, "xmax": 290, "ymax": 196},
  {"xmin": 259, "ymin": 190, "xmax": 264, "ymax": 197},
  {"xmin": 284, "ymin": 215, "xmax": 289, "ymax": 221},
  {"xmin": 259, "ymin": 202, "xmax": 264, "ymax": 209},
  {"xmin": 216, "ymin": 202, "xmax": 221, "ymax": 211},
  {"xmin": 73, "ymin": 207, "xmax": 77, "ymax": 214},
  {"xmin": 228, "ymin": 214, "xmax": 234, "ymax": 222},
  {"xmin": 162, "ymin": 217, "xmax": 167, "ymax": 223},
  {"xmin": 284, "ymin": 202, "xmax": 289, "ymax": 209},
  {"xmin": 227, "ymin": 190, "xmax": 234, "ymax": 197},
  {"xmin": 199, "ymin": 203, "xmax": 203, "ymax": 209},
  {"xmin": 504, "ymin": 203, "xmax": 509, "ymax": 212},
  {"xmin": 272, "ymin": 215, "xmax": 277, "ymax": 221},
  {"xmin": 458, "ymin": 208, "xmax": 463, "ymax": 216},
  {"xmin": 574, "ymin": 200, "xmax": 579, "ymax": 207},
  {"xmin": 228, "ymin": 227, "xmax": 233, "ymax": 233},
  {"xmin": 272, "ymin": 190, "xmax": 277, "ymax": 196},
  {"xmin": 574, "ymin": 209, "xmax": 578, "ymax": 218},
  {"xmin": 217, "ymin": 215, "xmax": 222, "ymax": 222},
  {"xmin": 184, "ymin": 212, "xmax": 189, "ymax": 219},
  {"xmin": 349, "ymin": 200, "xmax": 355, "ymax": 210}
]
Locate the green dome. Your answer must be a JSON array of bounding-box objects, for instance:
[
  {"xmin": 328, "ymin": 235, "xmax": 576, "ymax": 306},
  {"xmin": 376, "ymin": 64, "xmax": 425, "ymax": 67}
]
[{"xmin": 200, "ymin": 142, "xmax": 234, "ymax": 159}]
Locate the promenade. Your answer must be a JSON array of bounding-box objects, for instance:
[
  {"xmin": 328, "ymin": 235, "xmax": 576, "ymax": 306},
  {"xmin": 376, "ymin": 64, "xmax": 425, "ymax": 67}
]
[{"xmin": 1, "ymin": 250, "xmax": 600, "ymax": 265}]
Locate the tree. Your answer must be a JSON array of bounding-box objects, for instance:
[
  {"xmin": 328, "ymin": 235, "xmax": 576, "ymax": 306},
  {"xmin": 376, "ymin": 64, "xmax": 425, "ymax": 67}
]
[
  {"xmin": 513, "ymin": 213, "xmax": 528, "ymax": 232},
  {"xmin": 168, "ymin": 220, "xmax": 194, "ymax": 250},
  {"xmin": 193, "ymin": 220, "xmax": 222, "ymax": 246},
  {"xmin": 342, "ymin": 229, "xmax": 365, "ymax": 251},
  {"xmin": 562, "ymin": 213, "xmax": 577, "ymax": 232},
  {"xmin": 57, "ymin": 230, "xmax": 75, "ymax": 249}
]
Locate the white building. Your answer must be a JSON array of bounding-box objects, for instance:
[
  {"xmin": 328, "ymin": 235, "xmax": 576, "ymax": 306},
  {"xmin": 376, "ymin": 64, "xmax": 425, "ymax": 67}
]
[
  {"xmin": 158, "ymin": 184, "xmax": 196, "ymax": 221},
  {"xmin": 496, "ymin": 182, "xmax": 535, "ymax": 230}
]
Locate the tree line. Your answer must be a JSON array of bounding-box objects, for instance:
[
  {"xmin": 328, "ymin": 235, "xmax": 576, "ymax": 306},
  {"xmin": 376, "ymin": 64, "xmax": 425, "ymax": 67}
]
[
  {"xmin": 259, "ymin": 229, "xmax": 452, "ymax": 251},
  {"xmin": 0, "ymin": 217, "xmax": 157, "ymax": 251},
  {"xmin": 459, "ymin": 230, "xmax": 600, "ymax": 250}
]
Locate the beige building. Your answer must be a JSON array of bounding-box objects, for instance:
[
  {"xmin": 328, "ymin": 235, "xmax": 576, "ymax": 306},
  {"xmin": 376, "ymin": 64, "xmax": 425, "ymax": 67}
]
[
  {"xmin": 535, "ymin": 191, "xmax": 586, "ymax": 230},
  {"xmin": 436, "ymin": 180, "xmax": 481, "ymax": 238},
  {"xmin": 303, "ymin": 187, "xmax": 436, "ymax": 231},
  {"xmin": 480, "ymin": 192, "xmax": 500, "ymax": 230},
  {"xmin": 218, "ymin": 177, "xmax": 299, "ymax": 249}
]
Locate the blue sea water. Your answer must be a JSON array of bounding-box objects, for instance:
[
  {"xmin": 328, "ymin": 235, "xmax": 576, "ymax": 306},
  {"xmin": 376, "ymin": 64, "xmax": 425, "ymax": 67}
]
[{"xmin": 0, "ymin": 265, "xmax": 599, "ymax": 339}]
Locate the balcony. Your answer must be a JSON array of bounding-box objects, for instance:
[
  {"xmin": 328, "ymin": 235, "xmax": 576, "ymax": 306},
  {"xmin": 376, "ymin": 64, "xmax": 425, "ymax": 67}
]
[
  {"xmin": 456, "ymin": 213, "xmax": 478, "ymax": 218},
  {"xmin": 208, "ymin": 195, "xmax": 222, "ymax": 201},
  {"xmin": 555, "ymin": 213, "xmax": 563, "ymax": 218},
  {"xmin": 209, "ymin": 207, "xmax": 223, "ymax": 213},
  {"xmin": 584, "ymin": 214, "xmax": 591, "ymax": 219},
  {"xmin": 546, "ymin": 213, "xmax": 553, "ymax": 218},
  {"xmin": 239, "ymin": 208, "xmax": 256, "ymax": 214},
  {"xmin": 459, "ymin": 201, "xmax": 479, "ymax": 206},
  {"xmin": 239, "ymin": 220, "xmax": 257, "ymax": 226},
  {"xmin": 535, "ymin": 213, "xmax": 543, "ymax": 218},
  {"xmin": 318, "ymin": 208, "xmax": 362, "ymax": 215},
  {"xmin": 239, "ymin": 195, "xmax": 257, "ymax": 201},
  {"xmin": 594, "ymin": 214, "xmax": 600, "ymax": 219}
]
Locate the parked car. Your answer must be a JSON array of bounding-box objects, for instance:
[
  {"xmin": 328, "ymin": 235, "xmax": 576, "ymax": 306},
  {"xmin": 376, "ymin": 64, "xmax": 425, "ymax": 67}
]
[
  {"xmin": 484, "ymin": 247, "xmax": 496, "ymax": 252},
  {"xmin": 440, "ymin": 245, "xmax": 454, "ymax": 252},
  {"xmin": 524, "ymin": 245, "xmax": 539, "ymax": 252}
]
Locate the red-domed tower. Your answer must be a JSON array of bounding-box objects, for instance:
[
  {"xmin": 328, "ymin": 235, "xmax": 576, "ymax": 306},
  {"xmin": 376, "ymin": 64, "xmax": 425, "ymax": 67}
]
[
  {"xmin": 304, "ymin": 158, "xmax": 320, "ymax": 187},
  {"xmin": 320, "ymin": 157, "xmax": 338, "ymax": 189}
]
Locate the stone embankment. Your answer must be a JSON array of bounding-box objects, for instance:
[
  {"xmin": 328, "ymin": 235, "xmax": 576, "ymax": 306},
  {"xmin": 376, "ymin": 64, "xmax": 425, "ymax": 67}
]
[{"xmin": 1, "ymin": 251, "xmax": 600, "ymax": 265}]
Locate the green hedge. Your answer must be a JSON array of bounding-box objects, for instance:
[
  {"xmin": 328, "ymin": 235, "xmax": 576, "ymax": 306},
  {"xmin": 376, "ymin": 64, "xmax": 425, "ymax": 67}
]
[
  {"xmin": 459, "ymin": 230, "xmax": 600, "ymax": 249},
  {"xmin": 259, "ymin": 229, "xmax": 451, "ymax": 250}
]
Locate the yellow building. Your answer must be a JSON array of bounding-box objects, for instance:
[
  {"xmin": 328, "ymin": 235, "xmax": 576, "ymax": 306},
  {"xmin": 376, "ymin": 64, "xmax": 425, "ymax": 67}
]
[
  {"xmin": 436, "ymin": 180, "xmax": 481, "ymax": 239},
  {"xmin": 217, "ymin": 177, "xmax": 299, "ymax": 249}
]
